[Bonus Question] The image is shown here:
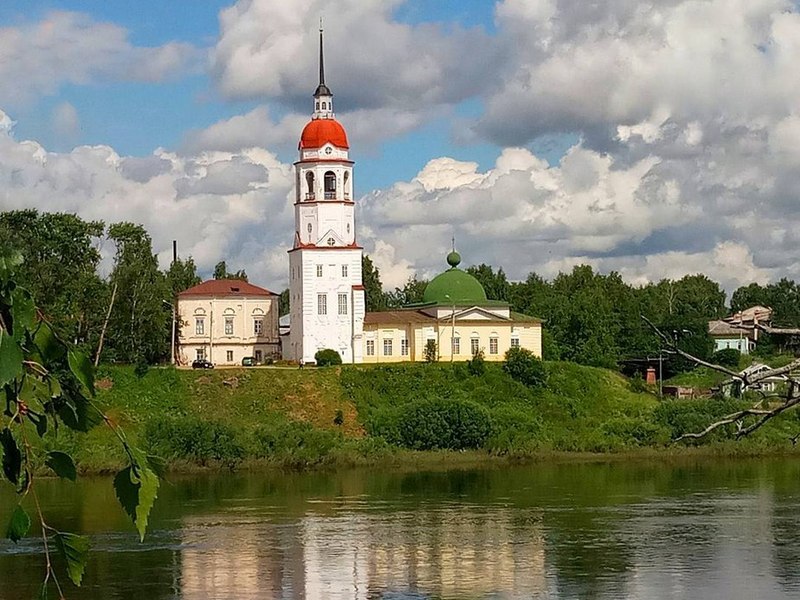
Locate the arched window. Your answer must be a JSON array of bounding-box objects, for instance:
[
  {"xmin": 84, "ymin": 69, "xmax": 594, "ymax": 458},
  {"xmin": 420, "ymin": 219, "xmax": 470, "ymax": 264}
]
[
  {"xmin": 315, "ymin": 101, "xmax": 320, "ymax": 110},
  {"xmin": 324, "ymin": 171, "xmax": 336, "ymax": 199},
  {"xmin": 470, "ymin": 333, "xmax": 480, "ymax": 357},
  {"xmin": 343, "ymin": 171, "xmax": 350, "ymax": 199},
  {"xmin": 305, "ymin": 172, "xmax": 315, "ymax": 200}
]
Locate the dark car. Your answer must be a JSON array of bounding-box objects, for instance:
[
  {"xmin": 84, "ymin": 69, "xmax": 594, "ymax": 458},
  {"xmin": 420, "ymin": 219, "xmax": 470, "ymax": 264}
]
[
  {"xmin": 191, "ymin": 359, "xmax": 214, "ymax": 369},
  {"xmin": 242, "ymin": 356, "xmax": 256, "ymax": 367}
]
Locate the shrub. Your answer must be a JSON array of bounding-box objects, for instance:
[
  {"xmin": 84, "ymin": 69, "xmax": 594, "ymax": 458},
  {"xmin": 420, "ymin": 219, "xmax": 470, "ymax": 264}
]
[
  {"xmin": 251, "ymin": 419, "xmax": 340, "ymax": 467},
  {"xmin": 712, "ymin": 348, "xmax": 742, "ymax": 368},
  {"xmin": 424, "ymin": 339, "xmax": 438, "ymax": 362},
  {"xmin": 466, "ymin": 350, "xmax": 486, "ymax": 376},
  {"xmin": 503, "ymin": 347, "xmax": 547, "ymax": 388},
  {"xmin": 629, "ymin": 373, "xmax": 649, "ymax": 393},
  {"xmin": 134, "ymin": 359, "xmax": 150, "ymax": 378},
  {"xmin": 314, "ymin": 348, "xmax": 342, "ymax": 367},
  {"xmin": 653, "ymin": 397, "xmax": 746, "ymax": 443},
  {"xmin": 394, "ymin": 398, "xmax": 492, "ymax": 450},
  {"xmin": 143, "ymin": 416, "xmax": 245, "ymax": 467}
]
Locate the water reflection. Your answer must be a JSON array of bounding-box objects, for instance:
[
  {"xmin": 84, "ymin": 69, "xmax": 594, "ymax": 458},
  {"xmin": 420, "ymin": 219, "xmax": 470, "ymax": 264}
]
[
  {"xmin": 178, "ymin": 504, "xmax": 546, "ymax": 599},
  {"xmin": 3, "ymin": 460, "xmax": 800, "ymax": 599}
]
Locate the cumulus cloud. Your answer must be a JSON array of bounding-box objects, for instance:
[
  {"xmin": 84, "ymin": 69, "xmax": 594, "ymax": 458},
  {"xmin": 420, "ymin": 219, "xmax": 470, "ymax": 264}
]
[
  {"xmin": 209, "ymin": 0, "xmax": 499, "ymax": 113},
  {"xmin": 0, "ymin": 110, "xmax": 294, "ymax": 288},
  {"xmin": 0, "ymin": 11, "xmax": 200, "ymax": 107}
]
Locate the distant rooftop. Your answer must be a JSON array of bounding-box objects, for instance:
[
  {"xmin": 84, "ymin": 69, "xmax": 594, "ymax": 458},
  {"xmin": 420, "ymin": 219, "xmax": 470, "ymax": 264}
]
[{"xmin": 178, "ymin": 279, "xmax": 278, "ymax": 298}]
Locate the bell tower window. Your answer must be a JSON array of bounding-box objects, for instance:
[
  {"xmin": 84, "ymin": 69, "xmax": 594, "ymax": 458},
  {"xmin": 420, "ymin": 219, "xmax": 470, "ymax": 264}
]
[
  {"xmin": 305, "ymin": 172, "xmax": 315, "ymax": 200},
  {"xmin": 343, "ymin": 172, "xmax": 350, "ymax": 199},
  {"xmin": 324, "ymin": 171, "xmax": 336, "ymax": 199}
]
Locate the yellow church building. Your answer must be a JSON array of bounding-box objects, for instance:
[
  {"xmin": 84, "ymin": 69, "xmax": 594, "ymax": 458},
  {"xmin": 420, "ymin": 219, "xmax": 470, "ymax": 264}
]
[{"xmin": 362, "ymin": 251, "xmax": 542, "ymax": 363}]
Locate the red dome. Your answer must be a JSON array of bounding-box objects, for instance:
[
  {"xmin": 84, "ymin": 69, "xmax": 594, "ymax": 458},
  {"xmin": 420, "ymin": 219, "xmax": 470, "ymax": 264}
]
[{"xmin": 299, "ymin": 118, "xmax": 349, "ymax": 150}]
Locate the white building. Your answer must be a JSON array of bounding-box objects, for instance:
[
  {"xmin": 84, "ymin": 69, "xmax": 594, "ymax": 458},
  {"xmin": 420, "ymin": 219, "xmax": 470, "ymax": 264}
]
[
  {"xmin": 177, "ymin": 279, "xmax": 280, "ymax": 366},
  {"xmin": 287, "ymin": 29, "xmax": 365, "ymax": 364}
]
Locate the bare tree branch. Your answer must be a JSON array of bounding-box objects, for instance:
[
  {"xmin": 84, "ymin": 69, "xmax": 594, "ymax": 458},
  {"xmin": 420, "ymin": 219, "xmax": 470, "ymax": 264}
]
[{"xmin": 642, "ymin": 315, "xmax": 800, "ymax": 442}]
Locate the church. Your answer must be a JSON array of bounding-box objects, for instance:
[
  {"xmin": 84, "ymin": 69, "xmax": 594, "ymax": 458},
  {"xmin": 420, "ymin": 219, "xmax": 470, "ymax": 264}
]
[{"xmin": 286, "ymin": 30, "xmax": 542, "ymax": 364}]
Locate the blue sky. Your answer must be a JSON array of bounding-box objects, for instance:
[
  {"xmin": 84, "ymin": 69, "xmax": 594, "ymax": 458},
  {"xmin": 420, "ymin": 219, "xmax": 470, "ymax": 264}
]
[
  {"xmin": 2, "ymin": 1, "xmax": 516, "ymax": 195},
  {"xmin": 2, "ymin": 0, "xmax": 799, "ymax": 292}
]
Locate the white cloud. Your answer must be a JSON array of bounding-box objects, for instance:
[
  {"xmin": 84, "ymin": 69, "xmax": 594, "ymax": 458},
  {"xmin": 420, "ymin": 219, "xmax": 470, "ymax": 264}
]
[
  {"xmin": 51, "ymin": 102, "xmax": 79, "ymax": 139},
  {"xmin": 0, "ymin": 109, "xmax": 293, "ymax": 289},
  {"xmin": 209, "ymin": 0, "xmax": 498, "ymax": 114},
  {"xmin": 0, "ymin": 11, "xmax": 199, "ymax": 107}
]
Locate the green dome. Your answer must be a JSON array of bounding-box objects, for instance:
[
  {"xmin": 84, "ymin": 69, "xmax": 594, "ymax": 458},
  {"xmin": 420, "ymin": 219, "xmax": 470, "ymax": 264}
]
[{"xmin": 423, "ymin": 259, "xmax": 487, "ymax": 305}]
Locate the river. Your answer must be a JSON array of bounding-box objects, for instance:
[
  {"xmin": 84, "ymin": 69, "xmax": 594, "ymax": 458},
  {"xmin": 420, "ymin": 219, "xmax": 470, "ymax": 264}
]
[{"xmin": 2, "ymin": 459, "xmax": 800, "ymax": 599}]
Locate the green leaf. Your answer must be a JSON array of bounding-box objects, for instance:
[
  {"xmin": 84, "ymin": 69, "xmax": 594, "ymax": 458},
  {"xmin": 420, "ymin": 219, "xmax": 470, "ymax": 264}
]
[
  {"xmin": 113, "ymin": 462, "xmax": 159, "ymax": 542},
  {"xmin": 10, "ymin": 287, "xmax": 35, "ymax": 341},
  {"xmin": 33, "ymin": 323, "xmax": 65, "ymax": 364},
  {"xmin": 6, "ymin": 505, "xmax": 30, "ymax": 543},
  {"xmin": 67, "ymin": 349, "xmax": 94, "ymax": 397},
  {"xmin": 0, "ymin": 332, "xmax": 23, "ymax": 388},
  {"xmin": 146, "ymin": 455, "xmax": 167, "ymax": 479},
  {"xmin": 0, "ymin": 428, "xmax": 21, "ymax": 485},
  {"xmin": 0, "ymin": 249, "xmax": 22, "ymax": 283},
  {"xmin": 45, "ymin": 452, "xmax": 76, "ymax": 482},
  {"xmin": 57, "ymin": 393, "xmax": 102, "ymax": 433},
  {"xmin": 53, "ymin": 532, "xmax": 90, "ymax": 587}
]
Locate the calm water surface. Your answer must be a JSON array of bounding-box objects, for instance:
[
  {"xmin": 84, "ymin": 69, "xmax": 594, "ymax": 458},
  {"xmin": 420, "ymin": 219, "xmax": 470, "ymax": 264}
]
[{"xmin": 2, "ymin": 459, "xmax": 800, "ymax": 599}]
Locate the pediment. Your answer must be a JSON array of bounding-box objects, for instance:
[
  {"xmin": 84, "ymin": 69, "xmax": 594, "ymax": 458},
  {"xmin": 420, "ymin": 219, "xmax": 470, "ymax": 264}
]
[
  {"xmin": 453, "ymin": 307, "xmax": 510, "ymax": 321},
  {"xmin": 316, "ymin": 228, "xmax": 345, "ymax": 247}
]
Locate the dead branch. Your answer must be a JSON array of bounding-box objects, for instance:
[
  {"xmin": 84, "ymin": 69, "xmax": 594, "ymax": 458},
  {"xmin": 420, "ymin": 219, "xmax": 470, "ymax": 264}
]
[{"xmin": 642, "ymin": 315, "xmax": 800, "ymax": 442}]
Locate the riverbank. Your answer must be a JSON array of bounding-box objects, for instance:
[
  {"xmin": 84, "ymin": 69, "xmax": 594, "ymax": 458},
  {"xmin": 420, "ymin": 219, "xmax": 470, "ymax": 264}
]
[{"xmin": 44, "ymin": 362, "xmax": 800, "ymax": 474}]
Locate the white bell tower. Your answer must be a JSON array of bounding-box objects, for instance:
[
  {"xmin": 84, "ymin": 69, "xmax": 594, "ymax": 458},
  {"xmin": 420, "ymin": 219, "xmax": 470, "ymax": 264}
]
[{"xmin": 287, "ymin": 26, "xmax": 365, "ymax": 364}]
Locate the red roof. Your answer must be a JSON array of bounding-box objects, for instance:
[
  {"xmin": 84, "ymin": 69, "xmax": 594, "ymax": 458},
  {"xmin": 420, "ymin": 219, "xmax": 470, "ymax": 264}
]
[
  {"xmin": 178, "ymin": 279, "xmax": 277, "ymax": 298},
  {"xmin": 299, "ymin": 118, "xmax": 349, "ymax": 149}
]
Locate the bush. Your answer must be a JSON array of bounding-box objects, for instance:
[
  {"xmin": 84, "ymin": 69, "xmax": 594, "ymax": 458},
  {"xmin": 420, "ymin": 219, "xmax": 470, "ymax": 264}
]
[
  {"xmin": 629, "ymin": 373, "xmax": 649, "ymax": 393},
  {"xmin": 393, "ymin": 398, "xmax": 492, "ymax": 450},
  {"xmin": 314, "ymin": 348, "xmax": 342, "ymax": 367},
  {"xmin": 134, "ymin": 360, "xmax": 150, "ymax": 378},
  {"xmin": 143, "ymin": 416, "xmax": 245, "ymax": 467},
  {"xmin": 503, "ymin": 347, "xmax": 547, "ymax": 388},
  {"xmin": 466, "ymin": 350, "xmax": 486, "ymax": 376},
  {"xmin": 712, "ymin": 348, "xmax": 742, "ymax": 368},
  {"xmin": 250, "ymin": 419, "xmax": 340, "ymax": 467},
  {"xmin": 424, "ymin": 339, "xmax": 438, "ymax": 362},
  {"xmin": 653, "ymin": 397, "xmax": 746, "ymax": 443}
]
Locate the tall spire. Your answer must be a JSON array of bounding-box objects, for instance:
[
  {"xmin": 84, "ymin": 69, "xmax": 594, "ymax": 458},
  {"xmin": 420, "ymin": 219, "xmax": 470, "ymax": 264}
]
[
  {"xmin": 319, "ymin": 18, "xmax": 325, "ymax": 87},
  {"xmin": 314, "ymin": 18, "xmax": 332, "ymax": 99}
]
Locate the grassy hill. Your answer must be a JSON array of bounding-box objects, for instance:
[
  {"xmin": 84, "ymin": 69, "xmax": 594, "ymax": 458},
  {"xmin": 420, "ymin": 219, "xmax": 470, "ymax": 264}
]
[{"xmin": 45, "ymin": 361, "xmax": 800, "ymax": 473}]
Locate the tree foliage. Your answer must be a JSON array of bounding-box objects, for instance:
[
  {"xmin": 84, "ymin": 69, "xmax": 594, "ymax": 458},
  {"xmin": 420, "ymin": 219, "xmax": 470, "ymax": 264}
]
[
  {"xmin": 106, "ymin": 223, "xmax": 171, "ymax": 364},
  {"xmin": 0, "ymin": 249, "xmax": 159, "ymax": 595},
  {"xmin": 362, "ymin": 255, "xmax": 387, "ymax": 312},
  {"xmin": 213, "ymin": 260, "xmax": 248, "ymax": 281}
]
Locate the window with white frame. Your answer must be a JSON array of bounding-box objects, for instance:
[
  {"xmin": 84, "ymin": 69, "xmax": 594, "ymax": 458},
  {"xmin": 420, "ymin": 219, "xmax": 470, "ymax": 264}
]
[
  {"xmin": 366, "ymin": 340, "xmax": 375, "ymax": 356},
  {"xmin": 196, "ymin": 348, "xmax": 205, "ymax": 360},
  {"xmin": 383, "ymin": 338, "xmax": 393, "ymax": 356},
  {"xmin": 316, "ymin": 264, "xmax": 323, "ymax": 277},
  {"xmin": 224, "ymin": 317, "xmax": 234, "ymax": 335},
  {"xmin": 489, "ymin": 336, "xmax": 499, "ymax": 355},
  {"xmin": 510, "ymin": 337, "xmax": 520, "ymax": 348},
  {"xmin": 342, "ymin": 264, "xmax": 348, "ymax": 277},
  {"xmin": 254, "ymin": 318, "xmax": 263, "ymax": 336},
  {"xmin": 195, "ymin": 318, "xmax": 205, "ymax": 335},
  {"xmin": 452, "ymin": 336, "xmax": 460, "ymax": 355},
  {"xmin": 317, "ymin": 294, "xmax": 327, "ymax": 315},
  {"xmin": 226, "ymin": 350, "xmax": 233, "ymax": 362},
  {"xmin": 470, "ymin": 336, "xmax": 480, "ymax": 356},
  {"xmin": 401, "ymin": 338, "xmax": 409, "ymax": 356},
  {"xmin": 338, "ymin": 293, "xmax": 348, "ymax": 315}
]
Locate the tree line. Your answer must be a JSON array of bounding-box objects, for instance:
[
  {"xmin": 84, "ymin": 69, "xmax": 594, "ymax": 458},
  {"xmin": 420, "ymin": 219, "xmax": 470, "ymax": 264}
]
[
  {"xmin": 4, "ymin": 210, "xmax": 798, "ymax": 369},
  {"xmin": 0, "ymin": 211, "xmax": 249, "ymax": 366}
]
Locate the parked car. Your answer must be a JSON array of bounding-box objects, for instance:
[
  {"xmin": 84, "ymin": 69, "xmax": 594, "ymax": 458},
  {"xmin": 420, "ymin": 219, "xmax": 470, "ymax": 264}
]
[
  {"xmin": 191, "ymin": 359, "xmax": 214, "ymax": 369},
  {"xmin": 242, "ymin": 356, "xmax": 256, "ymax": 367}
]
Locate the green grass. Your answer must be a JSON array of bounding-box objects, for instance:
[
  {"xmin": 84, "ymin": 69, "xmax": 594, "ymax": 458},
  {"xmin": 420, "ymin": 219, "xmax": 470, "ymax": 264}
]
[{"xmin": 29, "ymin": 361, "xmax": 800, "ymax": 473}]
